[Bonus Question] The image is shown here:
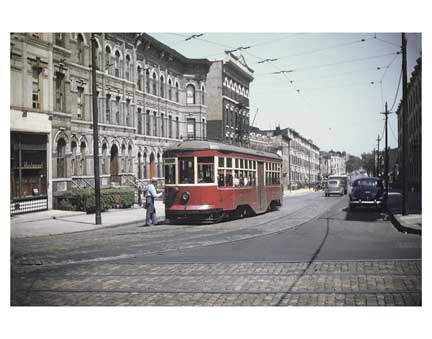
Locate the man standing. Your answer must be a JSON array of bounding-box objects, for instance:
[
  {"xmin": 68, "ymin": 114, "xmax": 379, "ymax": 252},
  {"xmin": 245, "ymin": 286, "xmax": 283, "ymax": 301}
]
[{"xmin": 144, "ymin": 177, "xmax": 163, "ymax": 226}]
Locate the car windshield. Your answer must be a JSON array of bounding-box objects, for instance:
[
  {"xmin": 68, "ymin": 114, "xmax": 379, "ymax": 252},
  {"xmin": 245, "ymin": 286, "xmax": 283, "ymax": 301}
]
[{"xmin": 328, "ymin": 180, "xmax": 338, "ymax": 185}]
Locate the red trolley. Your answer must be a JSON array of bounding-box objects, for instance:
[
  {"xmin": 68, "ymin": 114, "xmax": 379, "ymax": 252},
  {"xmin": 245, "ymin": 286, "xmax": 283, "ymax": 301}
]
[{"xmin": 163, "ymin": 140, "xmax": 283, "ymax": 222}]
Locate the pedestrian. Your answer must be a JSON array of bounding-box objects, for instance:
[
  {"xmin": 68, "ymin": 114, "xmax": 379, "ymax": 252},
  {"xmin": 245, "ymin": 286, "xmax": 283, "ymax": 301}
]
[{"xmin": 144, "ymin": 177, "xmax": 163, "ymax": 226}]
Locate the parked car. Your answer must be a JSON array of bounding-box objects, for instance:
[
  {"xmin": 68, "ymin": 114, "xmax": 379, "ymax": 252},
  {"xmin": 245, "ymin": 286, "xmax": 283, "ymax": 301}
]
[
  {"xmin": 349, "ymin": 177, "xmax": 386, "ymax": 210},
  {"xmin": 325, "ymin": 179, "xmax": 344, "ymax": 197}
]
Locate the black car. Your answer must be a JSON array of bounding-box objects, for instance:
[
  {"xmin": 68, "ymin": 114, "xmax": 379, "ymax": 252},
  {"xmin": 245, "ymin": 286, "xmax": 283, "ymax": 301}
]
[{"xmin": 349, "ymin": 177, "xmax": 386, "ymax": 210}]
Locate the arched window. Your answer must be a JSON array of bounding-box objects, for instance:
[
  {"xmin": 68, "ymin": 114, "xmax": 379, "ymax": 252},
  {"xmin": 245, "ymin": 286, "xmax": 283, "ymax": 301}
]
[
  {"xmin": 152, "ymin": 72, "xmax": 157, "ymax": 95},
  {"xmin": 93, "ymin": 39, "xmax": 101, "ymax": 70},
  {"xmin": 105, "ymin": 46, "xmax": 111, "ymax": 74},
  {"xmin": 102, "ymin": 143, "xmax": 107, "ymax": 174},
  {"xmin": 105, "ymin": 93, "xmax": 111, "ymax": 123},
  {"xmin": 121, "ymin": 144, "xmax": 126, "ymax": 173},
  {"xmin": 77, "ymin": 34, "xmax": 85, "ymax": 65},
  {"xmin": 145, "ymin": 69, "xmax": 150, "ymax": 93},
  {"xmin": 71, "ymin": 141, "xmax": 77, "ymax": 176},
  {"xmin": 201, "ymin": 86, "xmax": 205, "ymax": 105},
  {"xmin": 57, "ymin": 138, "xmax": 67, "ymax": 178},
  {"xmin": 186, "ymin": 84, "xmax": 195, "ymax": 104},
  {"xmin": 115, "ymin": 96, "xmax": 120, "ymax": 124},
  {"xmin": 160, "ymin": 75, "xmax": 164, "ymax": 98},
  {"xmin": 80, "ymin": 141, "xmax": 86, "ymax": 175},
  {"xmin": 125, "ymin": 55, "xmax": 131, "ymax": 80},
  {"xmin": 137, "ymin": 65, "xmax": 142, "ymax": 91},
  {"xmin": 168, "ymin": 79, "xmax": 172, "ymax": 101},
  {"xmin": 175, "ymin": 82, "xmax": 179, "ymax": 102},
  {"xmin": 114, "ymin": 50, "xmax": 121, "ymax": 77},
  {"xmin": 143, "ymin": 152, "xmax": 148, "ymax": 179}
]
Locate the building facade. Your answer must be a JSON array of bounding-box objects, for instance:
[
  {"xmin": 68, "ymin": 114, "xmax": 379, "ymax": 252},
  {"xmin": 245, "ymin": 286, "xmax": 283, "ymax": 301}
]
[
  {"xmin": 206, "ymin": 52, "xmax": 254, "ymax": 146},
  {"xmin": 320, "ymin": 150, "xmax": 347, "ymax": 177},
  {"xmin": 397, "ymin": 57, "xmax": 421, "ymax": 191},
  {"xmin": 250, "ymin": 126, "xmax": 320, "ymax": 190},
  {"xmin": 10, "ymin": 33, "xmax": 211, "ymax": 214}
]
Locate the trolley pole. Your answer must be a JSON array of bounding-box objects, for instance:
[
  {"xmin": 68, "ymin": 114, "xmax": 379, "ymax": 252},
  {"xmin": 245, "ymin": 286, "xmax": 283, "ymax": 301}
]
[
  {"xmin": 91, "ymin": 33, "xmax": 102, "ymax": 225},
  {"xmin": 401, "ymin": 33, "xmax": 409, "ymax": 215}
]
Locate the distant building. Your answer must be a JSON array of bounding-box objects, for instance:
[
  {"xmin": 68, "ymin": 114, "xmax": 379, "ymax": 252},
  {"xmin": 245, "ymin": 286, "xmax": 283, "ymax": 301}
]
[
  {"xmin": 396, "ymin": 57, "xmax": 421, "ymax": 191},
  {"xmin": 320, "ymin": 150, "xmax": 347, "ymax": 177},
  {"xmin": 250, "ymin": 126, "xmax": 320, "ymax": 189},
  {"xmin": 206, "ymin": 52, "xmax": 254, "ymax": 147}
]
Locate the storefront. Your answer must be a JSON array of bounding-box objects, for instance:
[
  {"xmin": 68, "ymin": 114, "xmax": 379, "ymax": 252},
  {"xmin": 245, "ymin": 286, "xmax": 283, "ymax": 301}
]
[{"xmin": 10, "ymin": 132, "xmax": 48, "ymax": 215}]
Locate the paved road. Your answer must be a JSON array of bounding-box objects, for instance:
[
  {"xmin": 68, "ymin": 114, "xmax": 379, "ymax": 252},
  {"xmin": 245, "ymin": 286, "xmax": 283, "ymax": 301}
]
[{"xmin": 11, "ymin": 191, "xmax": 421, "ymax": 306}]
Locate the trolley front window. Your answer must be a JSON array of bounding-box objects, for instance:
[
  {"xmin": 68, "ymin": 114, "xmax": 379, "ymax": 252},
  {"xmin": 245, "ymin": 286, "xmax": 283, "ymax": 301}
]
[
  {"xmin": 198, "ymin": 157, "xmax": 214, "ymax": 183},
  {"xmin": 179, "ymin": 157, "xmax": 194, "ymax": 184},
  {"xmin": 164, "ymin": 158, "xmax": 176, "ymax": 184}
]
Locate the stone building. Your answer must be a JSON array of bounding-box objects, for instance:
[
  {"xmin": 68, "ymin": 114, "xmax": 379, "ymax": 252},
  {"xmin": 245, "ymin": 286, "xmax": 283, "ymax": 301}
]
[
  {"xmin": 206, "ymin": 52, "xmax": 254, "ymax": 146},
  {"xmin": 10, "ymin": 33, "xmax": 211, "ymax": 214},
  {"xmin": 397, "ymin": 57, "xmax": 421, "ymax": 191},
  {"xmin": 249, "ymin": 126, "xmax": 320, "ymax": 190},
  {"xmin": 320, "ymin": 150, "xmax": 347, "ymax": 177}
]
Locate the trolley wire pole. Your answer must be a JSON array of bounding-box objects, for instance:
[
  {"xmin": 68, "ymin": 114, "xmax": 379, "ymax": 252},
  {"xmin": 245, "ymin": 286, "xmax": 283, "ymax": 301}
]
[
  {"xmin": 401, "ymin": 33, "xmax": 409, "ymax": 215},
  {"xmin": 381, "ymin": 102, "xmax": 391, "ymax": 194},
  {"xmin": 376, "ymin": 135, "xmax": 381, "ymax": 177},
  {"xmin": 91, "ymin": 33, "xmax": 102, "ymax": 225}
]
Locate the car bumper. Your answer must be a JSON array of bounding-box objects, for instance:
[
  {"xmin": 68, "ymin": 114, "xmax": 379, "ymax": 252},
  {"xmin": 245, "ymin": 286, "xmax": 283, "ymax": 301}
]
[{"xmin": 350, "ymin": 200, "xmax": 384, "ymax": 206}]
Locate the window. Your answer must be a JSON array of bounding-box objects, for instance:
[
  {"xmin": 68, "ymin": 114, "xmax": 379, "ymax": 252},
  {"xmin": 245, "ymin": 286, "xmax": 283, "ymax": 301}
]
[
  {"xmin": 114, "ymin": 50, "xmax": 121, "ymax": 77},
  {"xmin": 55, "ymin": 33, "xmax": 64, "ymax": 47},
  {"xmin": 32, "ymin": 67, "xmax": 40, "ymax": 109},
  {"xmin": 176, "ymin": 117, "xmax": 179, "ymax": 139},
  {"xmin": 115, "ymin": 96, "xmax": 120, "ymax": 124},
  {"xmin": 80, "ymin": 142, "xmax": 86, "ymax": 175},
  {"xmin": 161, "ymin": 113, "xmax": 165, "ymax": 137},
  {"xmin": 186, "ymin": 84, "xmax": 195, "ymax": 104},
  {"xmin": 202, "ymin": 119, "xmax": 206, "ymax": 139},
  {"xmin": 137, "ymin": 108, "xmax": 142, "ymax": 134},
  {"xmin": 146, "ymin": 69, "xmax": 150, "ymax": 93},
  {"xmin": 164, "ymin": 158, "xmax": 176, "ymax": 184},
  {"xmin": 55, "ymin": 72, "xmax": 65, "ymax": 112},
  {"xmin": 168, "ymin": 79, "xmax": 172, "ymax": 100},
  {"xmin": 198, "ymin": 157, "xmax": 214, "ymax": 183},
  {"xmin": 160, "ymin": 75, "xmax": 164, "ymax": 98},
  {"xmin": 77, "ymin": 34, "xmax": 85, "ymax": 65},
  {"xmin": 179, "ymin": 157, "xmax": 194, "ymax": 184},
  {"xmin": 169, "ymin": 115, "xmax": 173, "ymax": 138},
  {"xmin": 152, "ymin": 73, "xmax": 157, "ymax": 95},
  {"xmin": 153, "ymin": 111, "xmax": 157, "ymax": 136},
  {"xmin": 105, "ymin": 46, "xmax": 111, "ymax": 74},
  {"xmin": 105, "ymin": 94, "xmax": 111, "ymax": 123},
  {"xmin": 77, "ymin": 86, "xmax": 84, "ymax": 119},
  {"xmin": 57, "ymin": 138, "xmax": 66, "ymax": 178},
  {"xmin": 125, "ymin": 99, "xmax": 130, "ymax": 126},
  {"xmin": 146, "ymin": 110, "xmax": 150, "ymax": 135},
  {"xmin": 201, "ymin": 86, "xmax": 205, "ymax": 105},
  {"xmin": 187, "ymin": 118, "xmax": 196, "ymax": 139},
  {"xmin": 125, "ymin": 55, "xmax": 131, "ymax": 80},
  {"xmin": 175, "ymin": 82, "xmax": 179, "ymax": 102},
  {"xmin": 137, "ymin": 66, "xmax": 142, "ymax": 90}
]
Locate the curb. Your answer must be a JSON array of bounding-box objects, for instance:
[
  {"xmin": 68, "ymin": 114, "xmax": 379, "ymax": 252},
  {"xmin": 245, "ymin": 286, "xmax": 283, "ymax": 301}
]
[{"xmin": 386, "ymin": 208, "xmax": 421, "ymax": 235}]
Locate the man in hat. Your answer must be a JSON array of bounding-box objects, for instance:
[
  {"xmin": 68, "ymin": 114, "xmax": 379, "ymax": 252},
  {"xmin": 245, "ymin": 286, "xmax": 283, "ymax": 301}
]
[{"xmin": 144, "ymin": 177, "xmax": 163, "ymax": 226}]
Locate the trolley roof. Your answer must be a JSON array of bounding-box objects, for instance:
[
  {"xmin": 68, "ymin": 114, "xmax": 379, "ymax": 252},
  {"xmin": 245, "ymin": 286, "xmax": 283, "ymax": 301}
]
[{"xmin": 164, "ymin": 140, "xmax": 281, "ymax": 161}]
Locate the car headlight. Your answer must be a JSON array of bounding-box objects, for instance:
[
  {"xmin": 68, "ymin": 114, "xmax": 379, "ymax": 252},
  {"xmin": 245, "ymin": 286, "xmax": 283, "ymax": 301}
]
[{"xmin": 181, "ymin": 191, "xmax": 190, "ymax": 204}]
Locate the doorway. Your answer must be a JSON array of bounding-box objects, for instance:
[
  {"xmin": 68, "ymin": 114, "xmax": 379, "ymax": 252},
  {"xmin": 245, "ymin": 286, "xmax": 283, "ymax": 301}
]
[{"xmin": 110, "ymin": 144, "xmax": 119, "ymax": 181}]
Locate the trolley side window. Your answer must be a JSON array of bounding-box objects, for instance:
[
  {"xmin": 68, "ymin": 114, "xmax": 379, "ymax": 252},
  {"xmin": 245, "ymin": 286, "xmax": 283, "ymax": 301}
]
[
  {"xmin": 179, "ymin": 157, "xmax": 194, "ymax": 184},
  {"xmin": 164, "ymin": 158, "xmax": 176, "ymax": 184},
  {"xmin": 197, "ymin": 157, "xmax": 214, "ymax": 184}
]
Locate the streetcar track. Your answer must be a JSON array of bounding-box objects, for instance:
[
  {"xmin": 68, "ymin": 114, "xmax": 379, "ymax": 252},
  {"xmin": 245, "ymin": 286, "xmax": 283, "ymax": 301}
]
[{"xmin": 12, "ymin": 196, "xmax": 343, "ymax": 267}]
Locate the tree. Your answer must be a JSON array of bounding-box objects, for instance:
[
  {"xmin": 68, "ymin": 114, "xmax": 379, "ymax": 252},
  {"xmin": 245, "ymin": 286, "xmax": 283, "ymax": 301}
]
[{"xmin": 346, "ymin": 155, "xmax": 362, "ymax": 173}]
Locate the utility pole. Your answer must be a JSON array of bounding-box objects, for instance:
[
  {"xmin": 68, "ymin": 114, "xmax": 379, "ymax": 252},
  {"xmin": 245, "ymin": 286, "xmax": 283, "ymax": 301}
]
[
  {"xmin": 91, "ymin": 33, "xmax": 102, "ymax": 225},
  {"xmin": 401, "ymin": 32, "xmax": 409, "ymax": 215},
  {"xmin": 381, "ymin": 102, "xmax": 391, "ymax": 193},
  {"xmin": 373, "ymin": 148, "xmax": 376, "ymax": 177},
  {"xmin": 376, "ymin": 135, "xmax": 381, "ymax": 177}
]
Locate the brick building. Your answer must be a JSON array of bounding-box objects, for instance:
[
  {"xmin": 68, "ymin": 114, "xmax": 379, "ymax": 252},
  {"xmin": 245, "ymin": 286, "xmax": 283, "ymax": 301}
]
[
  {"xmin": 10, "ymin": 33, "xmax": 211, "ymax": 214},
  {"xmin": 206, "ymin": 52, "xmax": 254, "ymax": 146},
  {"xmin": 397, "ymin": 57, "xmax": 421, "ymax": 191}
]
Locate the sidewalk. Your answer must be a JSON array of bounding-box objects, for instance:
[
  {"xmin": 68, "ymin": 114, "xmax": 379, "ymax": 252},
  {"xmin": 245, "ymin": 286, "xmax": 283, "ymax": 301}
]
[
  {"xmin": 10, "ymin": 200, "xmax": 165, "ymax": 239},
  {"xmin": 386, "ymin": 189, "xmax": 422, "ymax": 235},
  {"xmin": 283, "ymin": 188, "xmax": 316, "ymax": 197}
]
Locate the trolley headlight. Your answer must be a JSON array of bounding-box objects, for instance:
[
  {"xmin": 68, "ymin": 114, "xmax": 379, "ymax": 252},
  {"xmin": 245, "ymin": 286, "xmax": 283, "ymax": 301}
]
[{"xmin": 181, "ymin": 191, "xmax": 190, "ymax": 204}]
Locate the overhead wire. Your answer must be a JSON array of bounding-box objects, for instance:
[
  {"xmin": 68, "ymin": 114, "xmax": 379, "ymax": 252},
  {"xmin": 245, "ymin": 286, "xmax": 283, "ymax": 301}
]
[{"xmin": 390, "ymin": 69, "xmax": 403, "ymax": 112}]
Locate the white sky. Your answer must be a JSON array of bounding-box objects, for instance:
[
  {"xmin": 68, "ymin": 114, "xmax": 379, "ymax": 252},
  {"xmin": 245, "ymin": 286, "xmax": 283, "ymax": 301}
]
[{"xmin": 151, "ymin": 32, "xmax": 421, "ymax": 157}]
